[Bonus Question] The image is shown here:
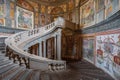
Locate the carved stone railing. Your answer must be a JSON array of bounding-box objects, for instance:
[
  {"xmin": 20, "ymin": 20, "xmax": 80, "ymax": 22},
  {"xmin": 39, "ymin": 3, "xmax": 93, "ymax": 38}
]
[{"xmin": 5, "ymin": 17, "xmax": 66, "ymax": 71}]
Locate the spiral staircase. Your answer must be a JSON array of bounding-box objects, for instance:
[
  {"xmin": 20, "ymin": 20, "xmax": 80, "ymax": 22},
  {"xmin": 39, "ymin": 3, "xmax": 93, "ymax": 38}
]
[{"xmin": 0, "ymin": 17, "xmax": 114, "ymax": 80}]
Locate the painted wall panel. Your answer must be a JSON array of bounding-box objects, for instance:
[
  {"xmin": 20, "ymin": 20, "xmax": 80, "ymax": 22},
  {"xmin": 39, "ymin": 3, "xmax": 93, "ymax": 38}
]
[
  {"xmin": 105, "ymin": 0, "xmax": 119, "ymax": 18},
  {"xmin": 96, "ymin": 33, "xmax": 120, "ymax": 80},
  {"xmin": 16, "ymin": 6, "xmax": 34, "ymax": 29},
  {"xmin": 83, "ymin": 39, "xmax": 94, "ymax": 63},
  {"xmin": 80, "ymin": 0, "xmax": 95, "ymax": 28}
]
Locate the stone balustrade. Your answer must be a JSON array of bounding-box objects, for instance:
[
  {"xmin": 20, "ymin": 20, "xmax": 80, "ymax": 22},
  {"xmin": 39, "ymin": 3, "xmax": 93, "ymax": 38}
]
[{"xmin": 5, "ymin": 17, "xmax": 66, "ymax": 71}]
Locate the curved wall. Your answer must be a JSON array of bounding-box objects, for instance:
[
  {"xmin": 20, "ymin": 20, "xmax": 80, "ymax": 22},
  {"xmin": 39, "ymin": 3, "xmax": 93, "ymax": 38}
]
[
  {"xmin": 81, "ymin": 0, "xmax": 120, "ymax": 80},
  {"xmin": 0, "ymin": 0, "xmax": 80, "ymax": 30}
]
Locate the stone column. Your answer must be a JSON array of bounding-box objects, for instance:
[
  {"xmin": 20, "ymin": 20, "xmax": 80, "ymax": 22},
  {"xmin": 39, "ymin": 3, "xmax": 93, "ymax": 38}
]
[
  {"xmin": 39, "ymin": 42, "xmax": 42, "ymax": 57},
  {"xmin": 43, "ymin": 40, "xmax": 46, "ymax": 58},
  {"xmin": 54, "ymin": 35, "xmax": 57, "ymax": 60},
  {"xmin": 56, "ymin": 29, "xmax": 62, "ymax": 60}
]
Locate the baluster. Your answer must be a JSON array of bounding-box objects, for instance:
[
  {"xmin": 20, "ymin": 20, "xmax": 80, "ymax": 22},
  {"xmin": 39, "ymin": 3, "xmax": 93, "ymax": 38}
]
[
  {"xmin": 22, "ymin": 58, "xmax": 29, "ymax": 68},
  {"xmin": 53, "ymin": 64, "xmax": 56, "ymax": 71},
  {"xmin": 9, "ymin": 51, "xmax": 13, "ymax": 60},
  {"xmin": 56, "ymin": 64, "xmax": 58, "ymax": 70},
  {"xmin": 28, "ymin": 31, "xmax": 30, "ymax": 36},
  {"xmin": 14, "ymin": 55, "xmax": 19, "ymax": 64},
  {"xmin": 37, "ymin": 29, "xmax": 39, "ymax": 33},
  {"xmin": 48, "ymin": 64, "xmax": 52, "ymax": 71}
]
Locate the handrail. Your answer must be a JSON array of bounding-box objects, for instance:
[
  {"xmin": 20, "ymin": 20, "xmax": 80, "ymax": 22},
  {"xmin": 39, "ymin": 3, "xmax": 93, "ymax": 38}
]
[{"xmin": 5, "ymin": 17, "xmax": 66, "ymax": 71}]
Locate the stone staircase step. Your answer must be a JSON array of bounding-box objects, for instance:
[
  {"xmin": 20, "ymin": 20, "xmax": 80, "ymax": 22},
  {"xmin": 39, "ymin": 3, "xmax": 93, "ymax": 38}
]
[
  {"xmin": 30, "ymin": 71, "xmax": 40, "ymax": 80},
  {"xmin": 3, "ymin": 66, "xmax": 26, "ymax": 80},
  {"xmin": 0, "ymin": 62, "xmax": 13, "ymax": 69},
  {"xmin": 0, "ymin": 65, "xmax": 19, "ymax": 79},
  {"xmin": 0, "ymin": 60, "xmax": 12, "ymax": 66},
  {"xmin": 0, "ymin": 63, "xmax": 18, "ymax": 74},
  {"xmin": 18, "ymin": 69, "xmax": 33, "ymax": 80},
  {"xmin": 10, "ymin": 69, "xmax": 28, "ymax": 80}
]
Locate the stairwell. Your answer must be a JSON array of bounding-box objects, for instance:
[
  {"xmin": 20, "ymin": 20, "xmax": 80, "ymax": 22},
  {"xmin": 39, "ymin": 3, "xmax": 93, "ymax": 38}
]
[
  {"xmin": 0, "ymin": 18, "xmax": 115, "ymax": 80},
  {"xmin": 0, "ymin": 48, "xmax": 114, "ymax": 80}
]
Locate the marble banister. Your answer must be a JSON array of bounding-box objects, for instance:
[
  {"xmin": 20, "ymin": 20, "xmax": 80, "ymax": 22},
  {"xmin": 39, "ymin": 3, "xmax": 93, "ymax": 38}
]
[{"xmin": 5, "ymin": 17, "xmax": 66, "ymax": 71}]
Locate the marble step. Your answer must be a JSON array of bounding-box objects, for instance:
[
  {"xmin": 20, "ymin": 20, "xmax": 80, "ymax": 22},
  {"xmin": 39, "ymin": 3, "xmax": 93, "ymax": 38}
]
[
  {"xmin": 0, "ymin": 62, "xmax": 13, "ymax": 69},
  {"xmin": 28, "ymin": 71, "xmax": 40, "ymax": 80},
  {"xmin": 18, "ymin": 69, "xmax": 33, "ymax": 80},
  {"xmin": 0, "ymin": 65, "xmax": 19, "ymax": 79},
  {"xmin": 3, "ymin": 66, "xmax": 26, "ymax": 80},
  {"xmin": 10, "ymin": 69, "xmax": 28, "ymax": 80},
  {"xmin": 0, "ymin": 60, "xmax": 12, "ymax": 66},
  {"xmin": 0, "ymin": 63, "xmax": 18, "ymax": 74}
]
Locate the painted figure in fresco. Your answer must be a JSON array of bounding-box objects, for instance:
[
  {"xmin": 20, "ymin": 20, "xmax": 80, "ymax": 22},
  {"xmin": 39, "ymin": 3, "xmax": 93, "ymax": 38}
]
[
  {"xmin": 0, "ymin": 19, "xmax": 3, "ymax": 26},
  {"xmin": 116, "ymin": 35, "xmax": 120, "ymax": 56},
  {"xmin": 103, "ymin": 37, "xmax": 114, "ymax": 70},
  {"xmin": 0, "ymin": 0, "xmax": 4, "ymax": 4},
  {"xmin": 41, "ymin": 15, "xmax": 45, "ymax": 26},
  {"xmin": 111, "ymin": 35, "xmax": 120, "ymax": 79},
  {"xmin": 18, "ymin": 7, "xmax": 33, "ymax": 29},
  {"xmin": 0, "ymin": 5, "xmax": 4, "ymax": 16},
  {"xmin": 83, "ymin": 39, "xmax": 94, "ymax": 63}
]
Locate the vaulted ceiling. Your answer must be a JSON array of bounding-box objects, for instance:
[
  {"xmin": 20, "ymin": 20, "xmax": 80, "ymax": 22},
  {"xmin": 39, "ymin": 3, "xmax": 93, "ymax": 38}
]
[
  {"xmin": 27, "ymin": 0, "xmax": 88, "ymax": 6},
  {"xmin": 29, "ymin": 0, "xmax": 69, "ymax": 6}
]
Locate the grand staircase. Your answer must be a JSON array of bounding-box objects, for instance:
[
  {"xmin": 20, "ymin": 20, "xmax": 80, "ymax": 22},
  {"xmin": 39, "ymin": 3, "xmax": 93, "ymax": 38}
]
[{"xmin": 0, "ymin": 17, "xmax": 114, "ymax": 80}]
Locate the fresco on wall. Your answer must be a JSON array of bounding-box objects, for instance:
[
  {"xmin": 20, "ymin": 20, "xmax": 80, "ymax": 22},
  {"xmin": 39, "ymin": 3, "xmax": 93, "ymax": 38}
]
[
  {"xmin": 95, "ymin": 0, "xmax": 104, "ymax": 12},
  {"xmin": 47, "ymin": 15, "xmax": 51, "ymax": 24},
  {"xmin": 40, "ymin": 14, "xmax": 46, "ymax": 26},
  {"xmin": 68, "ymin": 12, "xmax": 73, "ymax": 22},
  {"xmin": 96, "ymin": 33, "xmax": 120, "ymax": 80},
  {"xmin": 0, "ymin": 18, "xmax": 5, "ymax": 26},
  {"xmin": 48, "ymin": 6, "xmax": 54, "ymax": 14},
  {"xmin": 0, "ymin": 4, "xmax": 4, "ymax": 17},
  {"xmin": 75, "ymin": 0, "xmax": 80, "ymax": 7},
  {"xmin": 83, "ymin": 39, "xmax": 94, "ymax": 63},
  {"xmin": 60, "ymin": 4, "xmax": 66, "ymax": 12},
  {"xmin": 0, "ymin": 0, "xmax": 4, "ymax": 4},
  {"xmin": 51, "ymin": 7, "xmax": 64, "ymax": 15},
  {"xmin": 35, "ymin": 12, "xmax": 39, "ymax": 25},
  {"xmin": 17, "ymin": 0, "xmax": 33, "ymax": 11},
  {"xmin": 29, "ymin": 1, "xmax": 39, "ymax": 12},
  {"xmin": 41, "ymin": 5, "xmax": 46, "ymax": 14},
  {"xmin": 81, "ymin": 0, "xmax": 95, "ymax": 27},
  {"xmin": 68, "ymin": 0, "xmax": 74, "ymax": 11},
  {"xmin": 10, "ymin": 2, "xmax": 14, "ymax": 19},
  {"xmin": 105, "ymin": 0, "xmax": 119, "ymax": 18},
  {"xmin": 16, "ymin": 7, "xmax": 33, "ymax": 29}
]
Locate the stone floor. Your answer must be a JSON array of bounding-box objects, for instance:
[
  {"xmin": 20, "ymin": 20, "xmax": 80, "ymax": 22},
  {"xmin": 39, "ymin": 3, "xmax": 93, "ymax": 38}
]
[
  {"xmin": 0, "ymin": 51, "xmax": 114, "ymax": 80},
  {"xmin": 40, "ymin": 60, "xmax": 114, "ymax": 80}
]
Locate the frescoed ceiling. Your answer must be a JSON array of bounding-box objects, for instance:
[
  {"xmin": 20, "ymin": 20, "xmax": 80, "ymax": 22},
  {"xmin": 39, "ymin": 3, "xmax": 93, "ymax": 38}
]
[{"xmin": 28, "ymin": 0, "xmax": 68, "ymax": 6}]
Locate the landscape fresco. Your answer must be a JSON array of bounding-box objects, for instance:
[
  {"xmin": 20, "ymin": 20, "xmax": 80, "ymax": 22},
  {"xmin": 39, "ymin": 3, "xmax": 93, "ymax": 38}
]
[
  {"xmin": 40, "ymin": 14, "xmax": 46, "ymax": 26},
  {"xmin": 95, "ymin": 0, "xmax": 105, "ymax": 23},
  {"xmin": 81, "ymin": 0, "xmax": 95, "ymax": 27},
  {"xmin": 0, "ymin": 18, "xmax": 5, "ymax": 26},
  {"xmin": 95, "ymin": 0, "xmax": 104, "ymax": 12},
  {"xmin": 0, "ymin": 4, "xmax": 4, "ymax": 17},
  {"xmin": 105, "ymin": 0, "xmax": 119, "ymax": 18},
  {"xmin": 17, "ymin": 7, "xmax": 33, "ymax": 29},
  {"xmin": 83, "ymin": 39, "xmax": 94, "ymax": 63},
  {"xmin": 75, "ymin": 0, "xmax": 80, "ymax": 7},
  {"xmin": 96, "ymin": 33, "xmax": 120, "ymax": 80}
]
